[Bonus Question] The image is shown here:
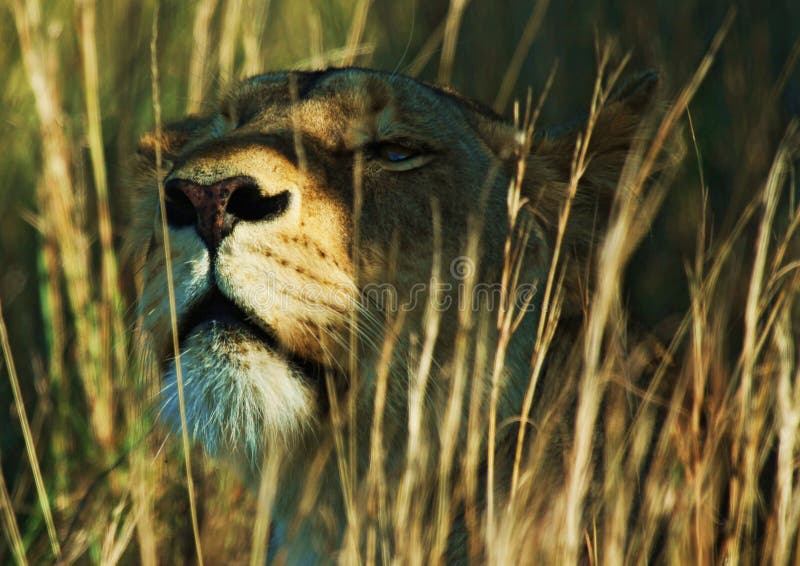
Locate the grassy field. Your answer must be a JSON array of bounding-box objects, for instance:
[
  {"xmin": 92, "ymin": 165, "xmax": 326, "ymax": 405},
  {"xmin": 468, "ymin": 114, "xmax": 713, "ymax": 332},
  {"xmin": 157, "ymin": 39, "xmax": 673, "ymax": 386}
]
[{"xmin": 1, "ymin": 0, "xmax": 799, "ymax": 563}]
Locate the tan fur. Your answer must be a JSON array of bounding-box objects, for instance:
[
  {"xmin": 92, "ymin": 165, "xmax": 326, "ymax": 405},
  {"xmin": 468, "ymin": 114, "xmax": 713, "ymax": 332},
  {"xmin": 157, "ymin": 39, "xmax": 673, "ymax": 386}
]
[{"xmin": 128, "ymin": 67, "xmax": 665, "ymax": 562}]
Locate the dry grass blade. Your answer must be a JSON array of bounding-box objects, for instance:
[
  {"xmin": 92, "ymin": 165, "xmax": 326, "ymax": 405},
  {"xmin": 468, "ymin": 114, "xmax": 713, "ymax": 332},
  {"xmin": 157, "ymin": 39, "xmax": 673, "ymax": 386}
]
[
  {"xmin": 249, "ymin": 454, "xmax": 281, "ymax": 566},
  {"xmin": 391, "ymin": 201, "xmax": 445, "ymax": 565},
  {"xmin": 730, "ymin": 120, "xmax": 796, "ymax": 561},
  {"xmin": 150, "ymin": 6, "xmax": 204, "ymax": 565},
  {"xmin": 558, "ymin": 44, "xmax": 625, "ymax": 561},
  {"xmin": 349, "ymin": 161, "xmax": 365, "ymax": 497},
  {"xmin": 219, "ymin": 0, "xmax": 244, "ymax": 89},
  {"xmin": 293, "ymin": 45, "xmax": 376, "ymax": 71},
  {"xmin": 494, "ymin": 0, "xmax": 550, "ymax": 113},
  {"xmin": 100, "ymin": 495, "xmax": 140, "ymax": 566},
  {"xmin": 413, "ymin": 197, "xmax": 444, "ymax": 418},
  {"xmin": 773, "ymin": 306, "xmax": 800, "ymax": 564},
  {"xmin": 241, "ymin": 0, "xmax": 270, "ymax": 77},
  {"xmin": 404, "ymin": 20, "xmax": 445, "ymax": 77},
  {"xmin": 485, "ymin": 101, "xmax": 537, "ymax": 561},
  {"xmin": 344, "ymin": 149, "xmax": 365, "ymax": 561},
  {"xmin": 11, "ymin": 0, "xmax": 113, "ymax": 447},
  {"xmin": 343, "ymin": 0, "xmax": 372, "ymax": 66},
  {"xmin": 307, "ymin": 7, "xmax": 325, "ymax": 70},
  {"xmin": 560, "ymin": 13, "xmax": 734, "ymax": 559},
  {"xmin": 0, "ymin": 297, "xmax": 60, "ymax": 559},
  {"xmin": 431, "ymin": 197, "xmax": 477, "ymax": 564},
  {"xmin": 0, "ymin": 452, "xmax": 28, "ymax": 566},
  {"xmin": 463, "ymin": 312, "xmax": 490, "ymax": 562},
  {"xmin": 76, "ymin": 0, "xmax": 125, "ymax": 441},
  {"xmin": 365, "ymin": 309, "xmax": 406, "ymax": 565},
  {"xmin": 187, "ymin": 0, "xmax": 219, "ymax": 113},
  {"xmin": 438, "ymin": 0, "xmax": 469, "ymax": 85},
  {"xmin": 129, "ymin": 447, "xmax": 158, "ymax": 566},
  {"xmin": 509, "ymin": 65, "xmax": 560, "ymax": 497}
]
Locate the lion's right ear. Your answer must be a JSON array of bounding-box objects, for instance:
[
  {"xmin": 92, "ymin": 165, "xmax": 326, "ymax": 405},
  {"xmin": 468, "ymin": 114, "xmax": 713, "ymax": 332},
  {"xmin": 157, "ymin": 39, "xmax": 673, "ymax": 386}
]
[
  {"xmin": 135, "ymin": 115, "xmax": 214, "ymax": 164},
  {"xmin": 479, "ymin": 73, "xmax": 676, "ymax": 314},
  {"xmin": 526, "ymin": 71, "xmax": 674, "ymax": 240}
]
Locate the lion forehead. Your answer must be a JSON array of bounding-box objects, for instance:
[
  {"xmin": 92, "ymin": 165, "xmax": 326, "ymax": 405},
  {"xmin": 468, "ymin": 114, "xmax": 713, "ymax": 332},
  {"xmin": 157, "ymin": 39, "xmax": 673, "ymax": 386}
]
[{"xmin": 225, "ymin": 68, "xmax": 470, "ymax": 149}]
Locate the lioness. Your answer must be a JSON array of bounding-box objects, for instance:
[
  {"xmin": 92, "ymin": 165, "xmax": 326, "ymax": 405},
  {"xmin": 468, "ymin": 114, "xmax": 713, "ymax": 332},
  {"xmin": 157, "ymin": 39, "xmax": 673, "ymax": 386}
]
[{"xmin": 130, "ymin": 67, "xmax": 663, "ymax": 563}]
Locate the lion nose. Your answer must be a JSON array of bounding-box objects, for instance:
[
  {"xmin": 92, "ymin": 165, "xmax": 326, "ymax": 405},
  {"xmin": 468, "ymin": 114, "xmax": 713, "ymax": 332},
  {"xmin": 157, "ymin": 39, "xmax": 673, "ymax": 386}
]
[{"xmin": 163, "ymin": 176, "xmax": 291, "ymax": 250}]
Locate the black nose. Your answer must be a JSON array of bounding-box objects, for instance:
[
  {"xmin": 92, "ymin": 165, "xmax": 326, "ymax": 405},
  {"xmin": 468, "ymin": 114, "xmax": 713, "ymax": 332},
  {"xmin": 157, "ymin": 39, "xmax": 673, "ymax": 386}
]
[{"xmin": 163, "ymin": 176, "xmax": 291, "ymax": 250}]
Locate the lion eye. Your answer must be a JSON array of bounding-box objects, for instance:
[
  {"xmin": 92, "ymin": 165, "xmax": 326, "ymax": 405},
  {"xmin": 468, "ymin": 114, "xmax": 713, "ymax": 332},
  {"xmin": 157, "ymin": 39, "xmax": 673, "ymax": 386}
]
[
  {"xmin": 377, "ymin": 143, "xmax": 416, "ymax": 162},
  {"xmin": 367, "ymin": 142, "xmax": 432, "ymax": 171}
]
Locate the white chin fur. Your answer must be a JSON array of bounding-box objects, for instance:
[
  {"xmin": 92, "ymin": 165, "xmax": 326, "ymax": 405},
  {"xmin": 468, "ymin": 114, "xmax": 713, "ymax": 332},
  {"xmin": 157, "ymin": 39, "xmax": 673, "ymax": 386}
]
[{"xmin": 160, "ymin": 323, "xmax": 318, "ymax": 465}]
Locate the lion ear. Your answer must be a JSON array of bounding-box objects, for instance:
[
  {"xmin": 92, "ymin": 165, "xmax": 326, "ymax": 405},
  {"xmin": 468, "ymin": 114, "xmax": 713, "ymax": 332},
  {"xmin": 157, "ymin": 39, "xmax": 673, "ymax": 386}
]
[
  {"xmin": 526, "ymin": 71, "xmax": 669, "ymax": 237},
  {"xmin": 607, "ymin": 69, "xmax": 659, "ymax": 113},
  {"xmin": 521, "ymin": 72, "xmax": 669, "ymax": 313},
  {"xmin": 136, "ymin": 115, "xmax": 214, "ymax": 164},
  {"xmin": 466, "ymin": 71, "xmax": 661, "ymax": 163},
  {"xmin": 532, "ymin": 71, "xmax": 662, "ymax": 183}
]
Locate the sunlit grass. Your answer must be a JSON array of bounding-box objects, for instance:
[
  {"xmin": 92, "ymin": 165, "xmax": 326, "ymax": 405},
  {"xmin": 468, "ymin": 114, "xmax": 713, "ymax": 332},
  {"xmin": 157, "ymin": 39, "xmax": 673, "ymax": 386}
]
[{"xmin": 1, "ymin": 0, "xmax": 799, "ymax": 564}]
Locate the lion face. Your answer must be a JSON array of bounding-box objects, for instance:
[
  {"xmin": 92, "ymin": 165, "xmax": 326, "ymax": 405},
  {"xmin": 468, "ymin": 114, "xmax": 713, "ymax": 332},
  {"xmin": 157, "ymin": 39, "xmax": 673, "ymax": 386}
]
[
  {"xmin": 131, "ymin": 69, "xmax": 530, "ymax": 461},
  {"xmin": 130, "ymin": 67, "xmax": 658, "ymax": 469}
]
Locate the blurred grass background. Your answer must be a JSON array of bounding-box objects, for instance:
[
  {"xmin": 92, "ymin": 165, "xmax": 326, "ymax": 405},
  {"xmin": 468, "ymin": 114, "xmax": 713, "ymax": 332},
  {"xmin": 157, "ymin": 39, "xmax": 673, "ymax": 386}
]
[{"xmin": 0, "ymin": 0, "xmax": 798, "ymax": 563}]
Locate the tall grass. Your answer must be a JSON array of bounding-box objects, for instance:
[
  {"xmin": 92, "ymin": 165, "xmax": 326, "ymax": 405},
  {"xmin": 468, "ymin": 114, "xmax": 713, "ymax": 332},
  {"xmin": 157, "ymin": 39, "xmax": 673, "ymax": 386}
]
[{"xmin": 1, "ymin": 0, "xmax": 798, "ymax": 564}]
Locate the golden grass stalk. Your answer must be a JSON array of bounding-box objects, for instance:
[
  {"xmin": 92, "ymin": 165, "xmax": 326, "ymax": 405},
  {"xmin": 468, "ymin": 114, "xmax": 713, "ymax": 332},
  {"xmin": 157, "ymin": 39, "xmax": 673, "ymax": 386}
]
[
  {"xmin": 36, "ymin": 241, "xmax": 68, "ymax": 503},
  {"xmin": 337, "ymin": 150, "xmax": 367, "ymax": 564},
  {"xmin": 249, "ymin": 454, "xmax": 280, "ymax": 566},
  {"xmin": 430, "ymin": 198, "xmax": 482, "ymax": 564},
  {"xmin": 151, "ymin": 6, "xmax": 204, "ymax": 564},
  {"xmin": 729, "ymin": 120, "xmax": 796, "ymax": 561},
  {"xmin": 307, "ymin": 7, "xmax": 325, "ymax": 70},
  {"xmin": 393, "ymin": 202, "xmax": 444, "ymax": 566},
  {"xmin": 100, "ymin": 495, "xmax": 140, "ymax": 566},
  {"xmin": 438, "ymin": 0, "xmax": 469, "ymax": 85},
  {"xmin": 463, "ymin": 311, "xmax": 490, "ymax": 561},
  {"xmin": 219, "ymin": 0, "xmax": 243, "ymax": 90},
  {"xmin": 686, "ymin": 197, "xmax": 714, "ymax": 561},
  {"xmin": 0, "ymin": 452, "xmax": 28, "ymax": 566},
  {"xmin": 76, "ymin": 0, "xmax": 124, "ymax": 388},
  {"xmin": 485, "ymin": 102, "xmax": 538, "ymax": 563},
  {"xmin": 365, "ymin": 309, "xmax": 406, "ymax": 565},
  {"xmin": 187, "ymin": 0, "xmax": 219, "ymax": 113},
  {"xmin": 129, "ymin": 447, "xmax": 158, "ymax": 566},
  {"xmin": 324, "ymin": 367, "xmax": 358, "ymax": 561},
  {"xmin": 493, "ymin": 0, "xmax": 550, "ymax": 113},
  {"xmin": 0, "ymin": 297, "xmax": 60, "ymax": 559},
  {"xmin": 405, "ymin": 20, "xmax": 445, "ymax": 77},
  {"xmin": 560, "ymin": 14, "xmax": 734, "ymax": 559},
  {"xmin": 558, "ymin": 45, "xmax": 629, "ymax": 561},
  {"xmin": 240, "ymin": 0, "xmax": 270, "ymax": 77},
  {"xmin": 508, "ymin": 66, "xmax": 558, "ymax": 497},
  {"xmin": 773, "ymin": 306, "xmax": 800, "ymax": 565},
  {"xmin": 11, "ymin": 0, "xmax": 113, "ymax": 447},
  {"xmin": 343, "ymin": 0, "xmax": 372, "ymax": 66},
  {"xmin": 294, "ymin": 45, "xmax": 376, "ymax": 71},
  {"xmin": 348, "ymin": 151, "xmax": 364, "ymax": 517},
  {"xmin": 125, "ymin": 323, "xmax": 159, "ymax": 563}
]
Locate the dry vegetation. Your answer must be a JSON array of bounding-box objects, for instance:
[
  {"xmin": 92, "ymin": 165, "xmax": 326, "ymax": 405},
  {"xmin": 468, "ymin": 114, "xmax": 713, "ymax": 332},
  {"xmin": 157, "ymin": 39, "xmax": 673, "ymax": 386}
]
[{"xmin": 1, "ymin": 0, "xmax": 799, "ymax": 564}]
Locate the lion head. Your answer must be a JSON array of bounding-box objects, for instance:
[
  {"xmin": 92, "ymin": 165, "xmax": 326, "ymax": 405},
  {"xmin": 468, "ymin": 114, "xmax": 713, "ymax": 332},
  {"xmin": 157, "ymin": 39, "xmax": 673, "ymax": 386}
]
[{"xmin": 129, "ymin": 66, "xmax": 661, "ymax": 557}]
